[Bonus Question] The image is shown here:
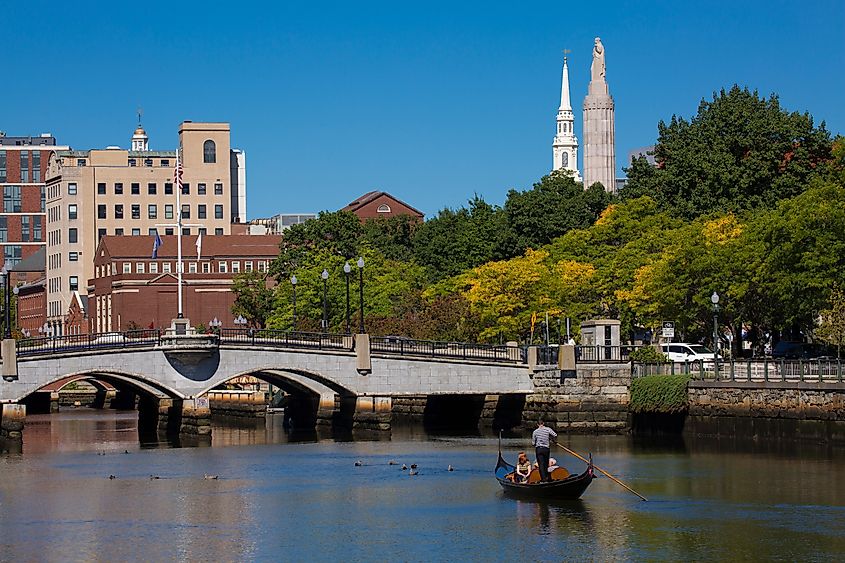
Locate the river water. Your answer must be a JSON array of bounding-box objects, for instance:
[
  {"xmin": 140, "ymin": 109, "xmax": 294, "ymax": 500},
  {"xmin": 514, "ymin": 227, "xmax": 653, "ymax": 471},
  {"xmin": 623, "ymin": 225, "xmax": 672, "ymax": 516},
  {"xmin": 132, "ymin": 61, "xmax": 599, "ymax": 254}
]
[{"xmin": 1, "ymin": 410, "xmax": 844, "ymax": 562}]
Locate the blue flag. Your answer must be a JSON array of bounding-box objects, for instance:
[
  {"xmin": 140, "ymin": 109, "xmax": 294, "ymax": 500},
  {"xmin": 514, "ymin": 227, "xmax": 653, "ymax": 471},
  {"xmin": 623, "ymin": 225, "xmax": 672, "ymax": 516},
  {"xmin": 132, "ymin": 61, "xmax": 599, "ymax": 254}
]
[{"xmin": 152, "ymin": 233, "xmax": 162, "ymax": 259}]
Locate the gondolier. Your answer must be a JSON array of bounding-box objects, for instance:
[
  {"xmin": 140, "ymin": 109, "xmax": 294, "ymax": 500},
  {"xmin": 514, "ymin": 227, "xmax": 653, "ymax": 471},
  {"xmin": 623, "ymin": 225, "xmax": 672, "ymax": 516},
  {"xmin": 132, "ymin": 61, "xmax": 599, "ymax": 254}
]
[{"xmin": 532, "ymin": 419, "xmax": 557, "ymax": 482}]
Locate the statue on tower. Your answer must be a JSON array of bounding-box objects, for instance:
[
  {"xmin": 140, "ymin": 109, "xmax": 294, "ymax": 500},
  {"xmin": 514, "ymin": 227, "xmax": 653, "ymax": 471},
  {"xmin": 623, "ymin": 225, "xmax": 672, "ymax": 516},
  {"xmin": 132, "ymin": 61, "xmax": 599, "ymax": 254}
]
[{"xmin": 590, "ymin": 37, "xmax": 606, "ymax": 82}]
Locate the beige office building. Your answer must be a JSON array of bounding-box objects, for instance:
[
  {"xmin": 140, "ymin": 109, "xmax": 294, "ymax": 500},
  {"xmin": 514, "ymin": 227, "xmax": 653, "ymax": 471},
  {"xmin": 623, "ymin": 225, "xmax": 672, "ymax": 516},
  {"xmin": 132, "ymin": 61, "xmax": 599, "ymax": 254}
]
[{"xmin": 44, "ymin": 121, "xmax": 247, "ymax": 334}]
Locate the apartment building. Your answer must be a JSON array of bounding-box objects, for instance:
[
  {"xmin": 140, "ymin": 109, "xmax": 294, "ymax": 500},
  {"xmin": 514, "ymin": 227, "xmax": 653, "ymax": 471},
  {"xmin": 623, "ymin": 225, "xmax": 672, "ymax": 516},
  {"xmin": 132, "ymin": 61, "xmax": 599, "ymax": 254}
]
[
  {"xmin": 44, "ymin": 121, "xmax": 247, "ymax": 334},
  {"xmin": 0, "ymin": 132, "xmax": 69, "ymax": 269}
]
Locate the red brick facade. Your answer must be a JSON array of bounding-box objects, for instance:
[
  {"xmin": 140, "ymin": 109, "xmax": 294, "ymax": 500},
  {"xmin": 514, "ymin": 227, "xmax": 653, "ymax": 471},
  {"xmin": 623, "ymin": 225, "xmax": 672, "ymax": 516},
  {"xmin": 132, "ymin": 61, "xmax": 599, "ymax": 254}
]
[
  {"xmin": 15, "ymin": 279, "xmax": 46, "ymax": 337},
  {"xmin": 341, "ymin": 191, "xmax": 424, "ymax": 222}
]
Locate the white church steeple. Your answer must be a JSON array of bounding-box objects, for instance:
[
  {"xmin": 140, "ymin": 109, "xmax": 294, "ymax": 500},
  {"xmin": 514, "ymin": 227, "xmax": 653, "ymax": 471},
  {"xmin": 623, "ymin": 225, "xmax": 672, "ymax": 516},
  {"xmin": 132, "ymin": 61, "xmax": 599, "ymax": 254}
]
[
  {"xmin": 131, "ymin": 110, "xmax": 148, "ymax": 151},
  {"xmin": 552, "ymin": 55, "xmax": 580, "ymax": 181}
]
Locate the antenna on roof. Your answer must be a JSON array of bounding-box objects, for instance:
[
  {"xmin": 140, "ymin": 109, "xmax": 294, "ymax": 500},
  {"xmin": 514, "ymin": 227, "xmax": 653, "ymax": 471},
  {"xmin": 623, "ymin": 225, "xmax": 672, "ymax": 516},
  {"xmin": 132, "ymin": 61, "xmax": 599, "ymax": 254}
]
[{"xmin": 137, "ymin": 106, "xmax": 143, "ymax": 125}]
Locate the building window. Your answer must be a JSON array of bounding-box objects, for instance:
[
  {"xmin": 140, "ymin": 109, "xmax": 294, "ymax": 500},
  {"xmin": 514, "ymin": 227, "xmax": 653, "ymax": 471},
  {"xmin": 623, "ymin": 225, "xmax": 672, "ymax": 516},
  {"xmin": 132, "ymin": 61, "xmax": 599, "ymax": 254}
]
[
  {"xmin": 131, "ymin": 205, "xmax": 140, "ymax": 219},
  {"xmin": 115, "ymin": 228, "xmax": 124, "ymax": 235},
  {"xmin": 148, "ymin": 183, "xmax": 157, "ymax": 195},
  {"xmin": 96, "ymin": 183, "xmax": 104, "ymax": 195},
  {"xmin": 33, "ymin": 216, "xmax": 42, "ymax": 241},
  {"xmin": 182, "ymin": 227, "xmax": 191, "ymax": 235},
  {"xmin": 181, "ymin": 204, "xmax": 190, "ymax": 219},
  {"xmin": 148, "ymin": 228, "xmax": 157, "ymax": 236},
  {"xmin": 377, "ymin": 203, "xmax": 391, "ymax": 213},
  {"xmin": 69, "ymin": 276, "xmax": 79, "ymax": 291},
  {"xmin": 123, "ymin": 262, "xmax": 131, "ymax": 274},
  {"xmin": 128, "ymin": 158, "xmax": 136, "ymax": 167},
  {"xmin": 161, "ymin": 159, "xmax": 170, "ymax": 167},
  {"xmin": 71, "ymin": 183, "xmax": 81, "ymax": 195},
  {"xmin": 3, "ymin": 186, "xmax": 21, "ymax": 212},
  {"xmin": 136, "ymin": 263, "xmax": 145, "ymax": 273},
  {"xmin": 0, "ymin": 150, "xmax": 5, "ymax": 182},
  {"xmin": 40, "ymin": 186, "xmax": 45, "ymax": 212},
  {"xmin": 33, "ymin": 151, "xmax": 41, "ymax": 182},
  {"xmin": 245, "ymin": 261, "xmax": 253, "ymax": 272},
  {"xmin": 0, "ymin": 217, "xmax": 6, "ymax": 243},
  {"xmin": 198, "ymin": 183, "xmax": 207, "ymax": 195},
  {"xmin": 148, "ymin": 204, "xmax": 157, "ymax": 219},
  {"xmin": 144, "ymin": 158, "xmax": 153, "ymax": 167},
  {"xmin": 20, "ymin": 151, "xmax": 29, "ymax": 182},
  {"xmin": 215, "ymin": 228, "xmax": 223, "ymax": 236},
  {"xmin": 68, "ymin": 204, "xmax": 78, "ymax": 220},
  {"xmin": 258, "ymin": 261, "xmax": 267, "ymax": 273},
  {"xmin": 132, "ymin": 228, "xmax": 141, "ymax": 236},
  {"xmin": 165, "ymin": 183, "xmax": 173, "ymax": 195},
  {"xmin": 214, "ymin": 183, "xmax": 223, "ymax": 195},
  {"xmin": 162, "ymin": 263, "xmax": 171, "ymax": 273},
  {"xmin": 131, "ymin": 183, "xmax": 140, "ymax": 195},
  {"xmin": 150, "ymin": 262, "xmax": 159, "ymax": 274},
  {"xmin": 21, "ymin": 216, "xmax": 29, "ymax": 242},
  {"xmin": 165, "ymin": 228, "xmax": 174, "ymax": 236},
  {"xmin": 164, "ymin": 204, "xmax": 174, "ymax": 220},
  {"xmin": 97, "ymin": 228, "xmax": 106, "ymax": 241},
  {"xmin": 77, "ymin": 159, "xmax": 86, "ymax": 167},
  {"xmin": 214, "ymin": 204, "xmax": 223, "ymax": 219},
  {"xmin": 202, "ymin": 262, "xmax": 211, "ymax": 274},
  {"xmin": 198, "ymin": 227, "xmax": 207, "ymax": 236},
  {"xmin": 69, "ymin": 252, "xmax": 79, "ymax": 262},
  {"xmin": 182, "ymin": 183, "xmax": 190, "ymax": 195},
  {"xmin": 232, "ymin": 261, "xmax": 240, "ymax": 273},
  {"xmin": 69, "ymin": 228, "xmax": 78, "ymax": 243},
  {"xmin": 115, "ymin": 182, "xmax": 124, "ymax": 195},
  {"xmin": 198, "ymin": 204, "xmax": 207, "ymax": 219},
  {"xmin": 2, "ymin": 246, "xmax": 21, "ymax": 266},
  {"xmin": 188, "ymin": 262, "xmax": 197, "ymax": 273},
  {"xmin": 97, "ymin": 205, "xmax": 106, "ymax": 219},
  {"xmin": 115, "ymin": 204, "xmax": 124, "ymax": 219},
  {"xmin": 203, "ymin": 140, "xmax": 216, "ymax": 163}
]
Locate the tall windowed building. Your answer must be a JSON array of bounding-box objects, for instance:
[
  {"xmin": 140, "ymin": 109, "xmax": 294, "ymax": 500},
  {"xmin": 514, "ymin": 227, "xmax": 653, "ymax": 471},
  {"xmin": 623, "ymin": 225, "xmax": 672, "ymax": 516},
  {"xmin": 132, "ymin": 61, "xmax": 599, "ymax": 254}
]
[
  {"xmin": 44, "ymin": 121, "xmax": 247, "ymax": 334},
  {"xmin": 0, "ymin": 133, "xmax": 68, "ymax": 267}
]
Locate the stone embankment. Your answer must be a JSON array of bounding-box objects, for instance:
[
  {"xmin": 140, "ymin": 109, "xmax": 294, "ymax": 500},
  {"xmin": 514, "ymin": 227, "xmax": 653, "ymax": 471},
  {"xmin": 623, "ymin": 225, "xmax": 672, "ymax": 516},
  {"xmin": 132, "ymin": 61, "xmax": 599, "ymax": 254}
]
[{"xmin": 207, "ymin": 390, "xmax": 267, "ymax": 418}]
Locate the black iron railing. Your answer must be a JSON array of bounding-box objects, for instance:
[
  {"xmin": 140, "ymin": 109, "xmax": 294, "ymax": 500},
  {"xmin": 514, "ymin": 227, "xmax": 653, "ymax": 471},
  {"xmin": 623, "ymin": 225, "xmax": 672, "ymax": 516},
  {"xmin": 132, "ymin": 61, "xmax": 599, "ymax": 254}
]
[
  {"xmin": 218, "ymin": 328, "xmax": 349, "ymax": 350},
  {"xmin": 575, "ymin": 345, "xmax": 640, "ymax": 363},
  {"xmin": 370, "ymin": 336, "xmax": 521, "ymax": 364},
  {"xmin": 16, "ymin": 329, "xmax": 161, "ymax": 357}
]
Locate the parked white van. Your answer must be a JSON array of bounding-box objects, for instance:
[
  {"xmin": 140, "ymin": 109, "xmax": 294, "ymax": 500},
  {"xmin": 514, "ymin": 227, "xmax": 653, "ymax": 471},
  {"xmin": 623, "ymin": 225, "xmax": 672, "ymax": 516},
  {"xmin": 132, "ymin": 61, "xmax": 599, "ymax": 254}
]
[{"xmin": 660, "ymin": 343, "xmax": 716, "ymax": 363}]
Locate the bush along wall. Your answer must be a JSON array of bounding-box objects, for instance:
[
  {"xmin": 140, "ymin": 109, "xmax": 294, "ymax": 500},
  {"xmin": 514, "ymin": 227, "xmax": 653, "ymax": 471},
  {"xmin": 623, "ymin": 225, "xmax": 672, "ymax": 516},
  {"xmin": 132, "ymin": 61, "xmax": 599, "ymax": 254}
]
[{"xmin": 630, "ymin": 375, "xmax": 691, "ymax": 415}]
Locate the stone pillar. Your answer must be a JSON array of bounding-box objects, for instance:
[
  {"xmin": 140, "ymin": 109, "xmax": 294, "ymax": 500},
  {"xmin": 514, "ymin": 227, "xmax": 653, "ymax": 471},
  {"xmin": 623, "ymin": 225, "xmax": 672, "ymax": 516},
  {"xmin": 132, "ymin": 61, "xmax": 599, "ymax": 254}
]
[
  {"xmin": 316, "ymin": 393, "xmax": 339, "ymax": 427},
  {"xmin": 352, "ymin": 396, "xmax": 392, "ymax": 432},
  {"xmin": 355, "ymin": 333, "xmax": 371, "ymax": 375},
  {"xmin": 156, "ymin": 398, "xmax": 176, "ymax": 434},
  {"xmin": 1, "ymin": 338, "xmax": 18, "ymax": 381},
  {"xmin": 180, "ymin": 398, "xmax": 212, "ymax": 438},
  {"xmin": 0, "ymin": 403, "xmax": 26, "ymax": 442},
  {"xmin": 50, "ymin": 392, "xmax": 61, "ymax": 413}
]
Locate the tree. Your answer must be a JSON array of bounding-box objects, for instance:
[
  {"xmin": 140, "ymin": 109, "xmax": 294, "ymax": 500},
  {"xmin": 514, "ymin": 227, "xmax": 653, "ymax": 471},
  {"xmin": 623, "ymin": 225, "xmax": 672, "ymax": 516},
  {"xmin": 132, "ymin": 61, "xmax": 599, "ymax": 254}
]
[
  {"xmin": 816, "ymin": 289, "xmax": 845, "ymax": 358},
  {"xmin": 231, "ymin": 270, "xmax": 275, "ymax": 328},
  {"xmin": 362, "ymin": 214, "xmax": 417, "ymax": 262},
  {"xmin": 623, "ymin": 85, "xmax": 832, "ymax": 218}
]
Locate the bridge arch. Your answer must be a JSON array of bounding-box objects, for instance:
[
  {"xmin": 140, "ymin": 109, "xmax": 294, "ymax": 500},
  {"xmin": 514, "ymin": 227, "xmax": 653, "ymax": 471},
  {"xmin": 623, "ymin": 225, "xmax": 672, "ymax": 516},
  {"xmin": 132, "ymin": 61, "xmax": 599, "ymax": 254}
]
[{"xmin": 196, "ymin": 366, "xmax": 356, "ymax": 398}]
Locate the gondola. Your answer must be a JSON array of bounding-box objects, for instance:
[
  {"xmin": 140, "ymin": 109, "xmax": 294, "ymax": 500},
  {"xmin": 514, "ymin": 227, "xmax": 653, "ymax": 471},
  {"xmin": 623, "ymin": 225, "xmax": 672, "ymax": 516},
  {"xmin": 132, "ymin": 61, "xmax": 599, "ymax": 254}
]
[{"xmin": 495, "ymin": 439, "xmax": 594, "ymax": 500}]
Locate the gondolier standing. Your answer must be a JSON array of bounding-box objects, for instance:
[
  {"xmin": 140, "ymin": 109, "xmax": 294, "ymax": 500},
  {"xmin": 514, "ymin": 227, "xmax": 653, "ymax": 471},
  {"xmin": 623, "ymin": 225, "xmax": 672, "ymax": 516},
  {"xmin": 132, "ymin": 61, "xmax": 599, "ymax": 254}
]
[{"xmin": 532, "ymin": 419, "xmax": 557, "ymax": 482}]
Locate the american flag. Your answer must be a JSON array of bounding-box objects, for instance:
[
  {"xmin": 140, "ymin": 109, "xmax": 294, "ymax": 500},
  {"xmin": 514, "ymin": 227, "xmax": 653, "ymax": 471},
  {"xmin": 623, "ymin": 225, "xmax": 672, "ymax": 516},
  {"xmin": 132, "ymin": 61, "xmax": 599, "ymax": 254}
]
[{"xmin": 174, "ymin": 153, "xmax": 183, "ymax": 190}]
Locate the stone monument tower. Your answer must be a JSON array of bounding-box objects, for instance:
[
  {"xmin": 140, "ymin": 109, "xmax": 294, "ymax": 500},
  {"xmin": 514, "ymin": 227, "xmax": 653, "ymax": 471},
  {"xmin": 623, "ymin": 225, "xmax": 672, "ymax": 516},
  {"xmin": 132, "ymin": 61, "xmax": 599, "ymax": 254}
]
[
  {"xmin": 552, "ymin": 55, "xmax": 581, "ymax": 180},
  {"xmin": 582, "ymin": 37, "xmax": 616, "ymax": 192}
]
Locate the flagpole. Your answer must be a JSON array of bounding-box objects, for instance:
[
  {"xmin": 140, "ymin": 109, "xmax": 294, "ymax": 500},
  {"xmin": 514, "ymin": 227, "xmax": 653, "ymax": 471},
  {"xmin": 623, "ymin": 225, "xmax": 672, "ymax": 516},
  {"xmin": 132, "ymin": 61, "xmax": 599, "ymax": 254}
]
[{"xmin": 175, "ymin": 148, "xmax": 184, "ymax": 318}]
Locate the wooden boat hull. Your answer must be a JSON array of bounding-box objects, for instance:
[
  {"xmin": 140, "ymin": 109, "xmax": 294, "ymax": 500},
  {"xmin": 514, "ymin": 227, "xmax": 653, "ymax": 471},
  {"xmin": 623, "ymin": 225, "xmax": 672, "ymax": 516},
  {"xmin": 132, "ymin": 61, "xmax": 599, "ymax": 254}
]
[{"xmin": 495, "ymin": 452, "xmax": 594, "ymax": 500}]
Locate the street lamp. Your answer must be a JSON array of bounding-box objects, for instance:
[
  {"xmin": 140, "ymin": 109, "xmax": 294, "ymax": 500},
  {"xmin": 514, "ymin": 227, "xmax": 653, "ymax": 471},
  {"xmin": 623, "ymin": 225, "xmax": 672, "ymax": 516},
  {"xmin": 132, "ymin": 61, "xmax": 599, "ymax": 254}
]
[
  {"xmin": 1, "ymin": 262, "xmax": 9, "ymax": 338},
  {"xmin": 12, "ymin": 285, "xmax": 19, "ymax": 338},
  {"xmin": 357, "ymin": 257, "xmax": 365, "ymax": 334},
  {"xmin": 209, "ymin": 317, "xmax": 222, "ymax": 334},
  {"xmin": 321, "ymin": 269, "xmax": 329, "ymax": 333},
  {"xmin": 711, "ymin": 291, "xmax": 720, "ymax": 379},
  {"xmin": 234, "ymin": 315, "xmax": 247, "ymax": 328},
  {"xmin": 290, "ymin": 275, "xmax": 297, "ymax": 331},
  {"xmin": 343, "ymin": 262, "xmax": 352, "ymax": 334}
]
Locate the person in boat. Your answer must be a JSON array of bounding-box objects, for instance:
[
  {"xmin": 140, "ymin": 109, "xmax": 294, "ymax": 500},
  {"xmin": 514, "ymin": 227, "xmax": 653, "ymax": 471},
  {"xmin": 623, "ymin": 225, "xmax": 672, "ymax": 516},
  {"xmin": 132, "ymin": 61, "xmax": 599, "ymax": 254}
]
[
  {"xmin": 532, "ymin": 419, "xmax": 557, "ymax": 482},
  {"xmin": 515, "ymin": 452, "xmax": 532, "ymax": 483},
  {"xmin": 548, "ymin": 458, "xmax": 559, "ymax": 472}
]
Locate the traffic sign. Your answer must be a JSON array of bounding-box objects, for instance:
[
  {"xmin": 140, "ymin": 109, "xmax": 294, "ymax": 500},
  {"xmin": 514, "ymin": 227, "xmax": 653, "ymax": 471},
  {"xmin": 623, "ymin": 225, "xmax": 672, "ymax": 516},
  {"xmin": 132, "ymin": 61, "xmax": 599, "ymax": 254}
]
[{"xmin": 662, "ymin": 321, "xmax": 675, "ymax": 338}]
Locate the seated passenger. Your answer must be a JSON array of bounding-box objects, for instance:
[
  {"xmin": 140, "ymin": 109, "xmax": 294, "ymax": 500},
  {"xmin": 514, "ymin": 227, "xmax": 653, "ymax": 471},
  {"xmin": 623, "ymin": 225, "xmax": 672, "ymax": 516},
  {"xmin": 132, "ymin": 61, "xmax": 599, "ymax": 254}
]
[
  {"xmin": 548, "ymin": 457, "xmax": 559, "ymax": 472},
  {"xmin": 515, "ymin": 452, "xmax": 532, "ymax": 483}
]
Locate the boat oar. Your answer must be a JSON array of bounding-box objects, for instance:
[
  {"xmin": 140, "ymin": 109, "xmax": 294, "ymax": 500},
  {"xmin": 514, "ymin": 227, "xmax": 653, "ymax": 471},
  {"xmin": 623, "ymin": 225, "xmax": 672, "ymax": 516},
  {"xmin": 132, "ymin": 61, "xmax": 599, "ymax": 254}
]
[{"xmin": 553, "ymin": 440, "xmax": 648, "ymax": 501}]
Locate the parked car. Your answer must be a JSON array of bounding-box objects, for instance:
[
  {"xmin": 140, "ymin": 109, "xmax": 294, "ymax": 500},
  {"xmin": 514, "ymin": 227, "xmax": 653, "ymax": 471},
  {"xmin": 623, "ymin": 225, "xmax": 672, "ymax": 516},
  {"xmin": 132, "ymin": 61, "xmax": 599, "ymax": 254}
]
[
  {"xmin": 771, "ymin": 341, "xmax": 822, "ymax": 359},
  {"xmin": 660, "ymin": 343, "xmax": 716, "ymax": 363}
]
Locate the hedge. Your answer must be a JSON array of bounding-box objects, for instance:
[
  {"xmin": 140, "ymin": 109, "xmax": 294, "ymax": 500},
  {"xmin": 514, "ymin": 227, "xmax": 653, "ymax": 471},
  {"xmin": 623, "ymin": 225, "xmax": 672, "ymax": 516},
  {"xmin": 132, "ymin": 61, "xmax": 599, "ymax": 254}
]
[{"xmin": 629, "ymin": 375, "xmax": 691, "ymax": 414}]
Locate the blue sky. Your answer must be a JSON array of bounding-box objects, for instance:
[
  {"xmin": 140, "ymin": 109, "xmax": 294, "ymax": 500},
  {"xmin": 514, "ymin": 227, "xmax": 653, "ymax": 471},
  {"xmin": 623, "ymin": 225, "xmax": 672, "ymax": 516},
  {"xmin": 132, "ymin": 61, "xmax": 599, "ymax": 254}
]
[{"xmin": 3, "ymin": 1, "xmax": 843, "ymax": 219}]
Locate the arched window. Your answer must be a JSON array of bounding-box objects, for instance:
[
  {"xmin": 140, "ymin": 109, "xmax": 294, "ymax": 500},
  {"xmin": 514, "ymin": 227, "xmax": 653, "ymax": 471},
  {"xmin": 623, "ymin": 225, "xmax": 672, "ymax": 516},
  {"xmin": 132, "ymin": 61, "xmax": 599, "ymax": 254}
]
[
  {"xmin": 377, "ymin": 203, "xmax": 391, "ymax": 213},
  {"xmin": 203, "ymin": 140, "xmax": 216, "ymax": 163},
  {"xmin": 561, "ymin": 152, "xmax": 569, "ymax": 167}
]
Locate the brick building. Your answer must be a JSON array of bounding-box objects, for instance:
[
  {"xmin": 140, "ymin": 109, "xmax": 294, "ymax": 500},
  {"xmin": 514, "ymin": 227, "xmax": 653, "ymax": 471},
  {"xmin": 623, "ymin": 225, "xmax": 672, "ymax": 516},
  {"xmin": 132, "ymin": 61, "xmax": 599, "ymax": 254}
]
[
  {"xmin": 341, "ymin": 191, "xmax": 424, "ymax": 222},
  {"xmin": 88, "ymin": 234, "xmax": 280, "ymax": 332},
  {"xmin": 0, "ymin": 133, "xmax": 69, "ymax": 268}
]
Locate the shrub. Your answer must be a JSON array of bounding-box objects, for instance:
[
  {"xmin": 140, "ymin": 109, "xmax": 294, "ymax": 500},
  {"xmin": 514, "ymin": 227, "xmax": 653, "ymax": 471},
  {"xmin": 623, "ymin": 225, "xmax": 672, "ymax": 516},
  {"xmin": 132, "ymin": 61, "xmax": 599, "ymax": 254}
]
[
  {"xmin": 630, "ymin": 346, "xmax": 668, "ymax": 363},
  {"xmin": 629, "ymin": 375, "xmax": 690, "ymax": 414}
]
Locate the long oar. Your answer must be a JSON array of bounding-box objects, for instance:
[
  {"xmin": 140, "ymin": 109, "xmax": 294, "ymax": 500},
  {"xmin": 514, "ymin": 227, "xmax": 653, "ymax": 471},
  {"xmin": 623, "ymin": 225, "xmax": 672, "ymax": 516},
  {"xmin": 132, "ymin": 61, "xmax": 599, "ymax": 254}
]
[{"xmin": 553, "ymin": 440, "xmax": 648, "ymax": 501}]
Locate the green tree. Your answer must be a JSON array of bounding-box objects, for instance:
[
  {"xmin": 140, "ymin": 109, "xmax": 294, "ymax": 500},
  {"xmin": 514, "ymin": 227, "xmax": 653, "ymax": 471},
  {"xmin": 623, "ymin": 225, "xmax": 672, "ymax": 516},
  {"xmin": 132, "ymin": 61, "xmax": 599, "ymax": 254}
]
[
  {"xmin": 231, "ymin": 270, "xmax": 275, "ymax": 328},
  {"xmin": 623, "ymin": 85, "xmax": 832, "ymax": 218},
  {"xmin": 816, "ymin": 289, "xmax": 845, "ymax": 358},
  {"xmin": 362, "ymin": 214, "xmax": 417, "ymax": 262}
]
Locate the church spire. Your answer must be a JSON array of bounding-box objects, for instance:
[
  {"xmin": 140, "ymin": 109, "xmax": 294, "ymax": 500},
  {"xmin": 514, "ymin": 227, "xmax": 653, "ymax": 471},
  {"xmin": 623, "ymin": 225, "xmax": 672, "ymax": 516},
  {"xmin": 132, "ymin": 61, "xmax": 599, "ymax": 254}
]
[{"xmin": 552, "ymin": 54, "xmax": 580, "ymax": 180}]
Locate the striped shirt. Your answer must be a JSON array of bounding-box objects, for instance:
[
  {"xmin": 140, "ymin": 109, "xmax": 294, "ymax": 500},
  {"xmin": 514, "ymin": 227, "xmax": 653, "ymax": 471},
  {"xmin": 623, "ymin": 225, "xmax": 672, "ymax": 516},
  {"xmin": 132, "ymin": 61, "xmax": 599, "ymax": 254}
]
[{"xmin": 532, "ymin": 425, "xmax": 557, "ymax": 448}]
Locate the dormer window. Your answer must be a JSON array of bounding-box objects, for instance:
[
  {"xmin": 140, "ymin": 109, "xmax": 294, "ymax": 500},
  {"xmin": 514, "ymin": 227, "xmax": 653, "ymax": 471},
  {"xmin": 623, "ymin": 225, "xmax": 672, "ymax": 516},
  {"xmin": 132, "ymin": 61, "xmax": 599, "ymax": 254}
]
[{"xmin": 377, "ymin": 203, "xmax": 391, "ymax": 213}]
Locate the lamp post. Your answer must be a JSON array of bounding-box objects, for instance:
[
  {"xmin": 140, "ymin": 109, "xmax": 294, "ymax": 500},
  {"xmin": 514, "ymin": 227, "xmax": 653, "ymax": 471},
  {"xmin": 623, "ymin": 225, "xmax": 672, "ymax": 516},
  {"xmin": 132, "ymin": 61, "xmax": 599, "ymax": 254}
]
[
  {"xmin": 343, "ymin": 262, "xmax": 352, "ymax": 334},
  {"xmin": 1, "ymin": 262, "xmax": 9, "ymax": 338},
  {"xmin": 209, "ymin": 317, "xmax": 222, "ymax": 334},
  {"xmin": 321, "ymin": 269, "xmax": 329, "ymax": 333},
  {"xmin": 290, "ymin": 275, "xmax": 297, "ymax": 331},
  {"xmin": 711, "ymin": 291, "xmax": 720, "ymax": 380},
  {"xmin": 12, "ymin": 285, "xmax": 19, "ymax": 338},
  {"xmin": 357, "ymin": 257, "xmax": 365, "ymax": 333},
  {"xmin": 234, "ymin": 314, "xmax": 247, "ymax": 331}
]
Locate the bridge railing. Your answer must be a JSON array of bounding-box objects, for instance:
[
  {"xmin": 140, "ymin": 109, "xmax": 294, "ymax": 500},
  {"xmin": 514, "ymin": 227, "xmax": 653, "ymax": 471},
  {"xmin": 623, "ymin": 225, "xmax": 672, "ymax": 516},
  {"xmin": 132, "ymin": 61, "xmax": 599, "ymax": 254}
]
[
  {"xmin": 16, "ymin": 329, "xmax": 162, "ymax": 357},
  {"xmin": 218, "ymin": 328, "xmax": 349, "ymax": 351},
  {"xmin": 575, "ymin": 345, "xmax": 638, "ymax": 363},
  {"xmin": 370, "ymin": 336, "xmax": 521, "ymax": 363},
  {"xmin": 632, "ymin": 357, "xmax": 845, "ymax": 383}
]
